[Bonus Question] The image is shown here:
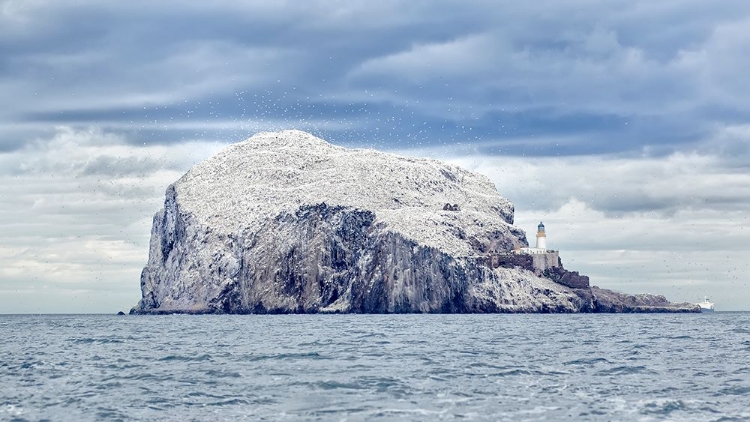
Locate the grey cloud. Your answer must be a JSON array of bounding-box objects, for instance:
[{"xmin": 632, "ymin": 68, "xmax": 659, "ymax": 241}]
[
  {"xmin": 3, "ymin": 0, "xmax": 749, "ymax": 156},
  {"xmin": 81, "ymin": 155, "xmax": 177, "ymax": 176},
  {"xmin": 442, "ymin": 138, "xmax": 750, "ymax": 217}
]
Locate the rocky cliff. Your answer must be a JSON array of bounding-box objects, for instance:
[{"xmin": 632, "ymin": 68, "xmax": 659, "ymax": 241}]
[{"xmin": 132, "ymin": 130, "xmax": 698, "ymax": 314}]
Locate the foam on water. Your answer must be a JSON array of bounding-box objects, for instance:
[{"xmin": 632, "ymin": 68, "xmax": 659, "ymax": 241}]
[{"xmin": 1, "ymin": 313, "xmax": 749, "ymax": 421}]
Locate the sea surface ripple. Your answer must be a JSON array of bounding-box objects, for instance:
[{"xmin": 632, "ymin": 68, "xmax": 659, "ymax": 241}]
[{"xmin": 1, "ymin": 313, "xmax": 749, "ymax": 421}]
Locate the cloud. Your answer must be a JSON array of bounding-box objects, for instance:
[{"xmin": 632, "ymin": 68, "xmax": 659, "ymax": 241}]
[
  {"xmin": 2, "ymin": 0, "xmax": 748, "ymax": 155},
  {"xmin": 676, "ymin": 17, "xmax": 750, "ymax": 109},
  {"xmin": 397, "ymin": 124, "xmax": 750, "ymax": 216},
  {"xmin": 0, "ymin": 127, "xmax": 223, "ymax": 312},
  {"xmin": 350, "ymin": 25, "xmax": 699, "ymax": 118},
  {"xmin": 4, "ymin": 41, "xmax": 301, "ymax": 117}
]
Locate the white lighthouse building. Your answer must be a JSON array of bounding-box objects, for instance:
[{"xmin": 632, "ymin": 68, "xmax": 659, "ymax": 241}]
[{"xmin": 535, "ymin": 222, "xmax": 547, "ymax": 250}]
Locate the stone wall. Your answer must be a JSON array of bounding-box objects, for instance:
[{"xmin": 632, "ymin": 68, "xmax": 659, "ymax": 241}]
[
  {"xmin": 480, "ymin": 251, "xmax": 560, "ymax": 274},
  {"xmin": 530, "ymin": 251, "xmax": 559, "ymax": 273},
  {"xmin": 479, "ymin": 253, "xmax": 533, "ymax": 270}
]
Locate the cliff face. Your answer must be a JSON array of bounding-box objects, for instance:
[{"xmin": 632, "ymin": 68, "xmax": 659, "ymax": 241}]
[{"xmin": 132, "ymin": 130, "xmax": 697, "ymax": 314}]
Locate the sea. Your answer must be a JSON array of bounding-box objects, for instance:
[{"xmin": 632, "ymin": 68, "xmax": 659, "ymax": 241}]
[{"xmin": 1, "ymin": 313, "xmax": 748, "ymax": 422}]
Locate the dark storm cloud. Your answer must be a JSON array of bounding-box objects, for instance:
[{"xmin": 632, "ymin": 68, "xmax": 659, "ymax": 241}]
[{"xmin": 3, "ymin": 0, "xmax": 750, "ymax": 156}]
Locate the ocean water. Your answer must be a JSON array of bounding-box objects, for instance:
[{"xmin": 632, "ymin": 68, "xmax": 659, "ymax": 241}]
[{"xmin": 1, "ymin": 314, "xmax": 749, "ymax": 422}]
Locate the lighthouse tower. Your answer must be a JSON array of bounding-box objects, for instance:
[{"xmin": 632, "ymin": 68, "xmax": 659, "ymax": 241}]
[{"xmin": 535, "ymin": 222, "xmax": 547, "ymax": 250}]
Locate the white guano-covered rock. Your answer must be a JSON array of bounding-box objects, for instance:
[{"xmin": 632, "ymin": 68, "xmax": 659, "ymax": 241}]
[{"xmin": 133, "ymin": 130, "xmax": 587, "ymax": 314}]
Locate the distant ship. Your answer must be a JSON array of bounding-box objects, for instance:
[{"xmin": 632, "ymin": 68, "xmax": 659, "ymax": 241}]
[{"xmin": 697, "ymin": 296, "xmax": 715, "ymax": 312}]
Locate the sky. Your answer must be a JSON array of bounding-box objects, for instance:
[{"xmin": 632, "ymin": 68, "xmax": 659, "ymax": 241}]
[{"xmin": 1, "ymin": 0, "xmax": 749, "ymax": 313}]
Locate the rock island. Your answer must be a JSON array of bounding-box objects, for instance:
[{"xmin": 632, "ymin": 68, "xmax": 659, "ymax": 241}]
[{"xmin": 131, "ymin": 130, "xmax": 698, "ymax": 314}]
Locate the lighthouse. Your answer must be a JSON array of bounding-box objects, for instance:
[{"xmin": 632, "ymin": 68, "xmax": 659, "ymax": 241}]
[
  {"xmin": 512, "ymin": 222, "xmax": 559, "ymax": 272},
  {"xmin": 535, "ymin": 222, "xmax": 547, "ymax": 250}
]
